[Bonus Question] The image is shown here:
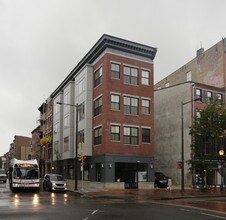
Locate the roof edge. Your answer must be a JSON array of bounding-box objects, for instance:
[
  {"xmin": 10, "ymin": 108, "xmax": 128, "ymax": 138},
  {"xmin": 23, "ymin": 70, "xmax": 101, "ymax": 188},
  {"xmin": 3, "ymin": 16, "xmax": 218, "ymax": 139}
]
[{"xmin": 51, "ymin": 34, "xmax": 157, "ymax": 98}]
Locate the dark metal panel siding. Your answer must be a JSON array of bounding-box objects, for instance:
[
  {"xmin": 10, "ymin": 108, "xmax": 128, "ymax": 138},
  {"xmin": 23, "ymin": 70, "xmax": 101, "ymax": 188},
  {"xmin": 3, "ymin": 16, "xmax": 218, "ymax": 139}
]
[{"xmin": 90, "ymin": 154, "xmax": 154, "ymax": 182}]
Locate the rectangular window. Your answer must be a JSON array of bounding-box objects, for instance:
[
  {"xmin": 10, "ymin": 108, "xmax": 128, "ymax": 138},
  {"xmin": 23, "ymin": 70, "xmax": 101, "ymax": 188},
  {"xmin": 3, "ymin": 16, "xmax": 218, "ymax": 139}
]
[
  {"xmin": 94, "ymin": 97, "xmax": 102, "ymax": 116},
  {"xmin": 217, "ymin": 93, "xmax": 223, "ymax": 101},
  {"xmin": 111, "ymin": 94, "xmax": 120, "ymax": 110},
  {"xmin": 142, "ymin": 128, "xmax": 150, "ymax": 143},
  {"xmin": 54, "ymin": 141, "xmax": 58, "ymax": 153},
  {"xmin": 94, "ymin": 127, "xmax": 102, "ymax": 145},
  {"xmin": 64, "ymin": 91, "xmax": 69, "ymax": 104},
  {"xmin": 78, "ymin": 102, "xmax": 85, "ymax": 121},
  {"xmin": 124, "ymin": 66, "xmax": 138, "ymax": 85},
  {"xmin": 78, "ymin": 78, "xmax": 85, "ymax": 95},
  {"xmin": 186, "ymin": 71, "xmax": 192, "ymax": 81},
  {"xmin": 64, "ymin": 114, "xmax": 69, "ymax": 128},
  {"xmin": 195, "ymin": 109, "xmax": 201, "ymax": 118},
  {"xmin": 64, "ymin": 92, "xmax": 69, "ymax": 112},
  {"xmin": 111, "ymin": 63, "xmax": 120, "ymax": 79},
  {"xmin": 78, "ymin": 129, "xmax": 84, "ymax": 143},
  {"xmin": 141, "ymin": 70, "xmax": 150, "ymax": 85},
  {"xmin": 142, "ymin": 99, "xmax": 150, "ymax": 114},
  {"xmin": 165, "ymin": 82, "xmax": 170, "ymax": 87},
  {"xmin": 64, "ymin": 136, "xmax": 69, "ymax": 152},
  {"xmin": 207, "ymin": 91, "xmax": 212, "ymax": 102},
  {"xmin": 195, "ymin": 88, "xmax": 202, "ymax": 100},
  {"xmin": 94, "ymin": 67, "xmax": 102, "ymax": 87},
  {"xmin": 123, "ymin": 126, "xmax": 138, "ymax": 145},
  {"xmin": 54, "ymin": 121, "xmax": 59, "ymax": 133},
  {"xmin": 124, "ymin": 96, "xmax": 138, "ymax": 115},
  {"xmin": 111, "ymin": 125, "xmax": 120, "ymax": 141},
  {"xmin": 54, "ymin": 102, "xmax": 59, "ymax": 114}
]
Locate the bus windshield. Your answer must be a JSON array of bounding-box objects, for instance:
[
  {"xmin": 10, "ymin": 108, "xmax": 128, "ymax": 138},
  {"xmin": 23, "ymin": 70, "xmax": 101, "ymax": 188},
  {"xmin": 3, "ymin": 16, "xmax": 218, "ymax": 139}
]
[{"xmin": 14, "ymin": 167, "xmax": 39, "ymax": 180}]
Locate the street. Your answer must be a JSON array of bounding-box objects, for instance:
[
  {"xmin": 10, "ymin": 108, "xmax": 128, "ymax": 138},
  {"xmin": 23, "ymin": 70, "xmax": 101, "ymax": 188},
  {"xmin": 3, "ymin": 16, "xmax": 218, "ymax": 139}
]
[{"xmin": 1, "ymin": 182, "xmax": 226, "ymax": 220}]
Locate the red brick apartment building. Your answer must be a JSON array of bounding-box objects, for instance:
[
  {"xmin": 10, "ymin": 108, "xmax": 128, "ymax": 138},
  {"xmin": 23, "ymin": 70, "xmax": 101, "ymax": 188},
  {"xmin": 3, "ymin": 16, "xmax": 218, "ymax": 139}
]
[
  {"xmin": 37, "ymin": 97, "xmax": 53, "ymax": 175},
  {"xmin": 51, "ymin": 34, "xmax": 157, "ymax": 189}
]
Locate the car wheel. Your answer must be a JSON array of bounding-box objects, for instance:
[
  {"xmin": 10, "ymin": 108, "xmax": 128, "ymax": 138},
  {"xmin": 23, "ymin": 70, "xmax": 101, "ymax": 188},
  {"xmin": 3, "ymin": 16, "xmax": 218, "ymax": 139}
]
[{"xmin": 46, "ymin": 185, "xmax": 50, "ymax": 192}]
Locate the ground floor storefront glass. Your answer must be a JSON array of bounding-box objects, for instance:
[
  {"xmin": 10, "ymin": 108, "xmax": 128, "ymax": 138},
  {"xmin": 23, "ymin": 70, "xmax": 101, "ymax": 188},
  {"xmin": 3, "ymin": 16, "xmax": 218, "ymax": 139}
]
[
  {"xmin": 53, "ymin": 155, "xmax": 154, "ymax": 189},
  {"xmin": 115, "ymin": 163, "xmax": 147, "ymax": 189},
  {"xmin": 89, "ymin": 155, "xmax": 154, "ymax": 189}
]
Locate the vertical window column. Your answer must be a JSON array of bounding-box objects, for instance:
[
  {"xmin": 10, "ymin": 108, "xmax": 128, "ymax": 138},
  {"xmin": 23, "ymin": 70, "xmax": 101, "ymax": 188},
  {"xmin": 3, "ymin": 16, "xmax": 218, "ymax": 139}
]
[
  {"xmin": 111, "ymin": 94, "xmax": 120, "ymax": 110},
  {"xmin": 111, "ymin": 63, "xmax": 120, "ymax": 79},
  {"xmin": 94, "ymin": 97, "xmax": 102, "ymax": 116},
  {"xmin": 94, "ymin": 67, "xmax": 102, "ymax": 87},
  {"xmin": 94, "ymin": 126, "xmax": 102, "ymax": 145},
  {"xmin": 111, "ymin": 125, "xmax": 120, "ymax": 141},
  {"xmin": 141, "ymin": 70, "xmax": 150, "ymax": 85}
]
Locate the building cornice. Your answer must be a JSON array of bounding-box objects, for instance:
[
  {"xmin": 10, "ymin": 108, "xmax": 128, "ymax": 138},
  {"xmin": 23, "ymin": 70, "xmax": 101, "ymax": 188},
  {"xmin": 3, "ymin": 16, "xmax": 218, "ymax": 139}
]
[{"xmin": 51, "ymin": 34, "xmax": 157, "ymax": 98}]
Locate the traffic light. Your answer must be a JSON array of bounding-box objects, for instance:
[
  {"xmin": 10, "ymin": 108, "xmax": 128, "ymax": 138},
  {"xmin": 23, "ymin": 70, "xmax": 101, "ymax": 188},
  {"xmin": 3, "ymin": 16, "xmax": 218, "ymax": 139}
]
[
  {"xmin": 78, "ymin": 154, "xmax": 82, "ymax": 161},
  {"xmin": 83, "ymin": 155, "xmax": 86, "ymax": 161}
]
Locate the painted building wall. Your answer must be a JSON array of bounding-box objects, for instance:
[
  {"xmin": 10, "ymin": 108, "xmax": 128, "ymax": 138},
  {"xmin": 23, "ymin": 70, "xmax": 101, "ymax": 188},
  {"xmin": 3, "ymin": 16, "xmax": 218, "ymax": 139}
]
[
  {"xmin": 74, "ymin": 65, "xmax": 93, "ymax": 157},
  {"xmin": 20, "ymin": 146, "xmax": 32, "ymax": 160},
  {"xmin": 155, "ymin": 39, "xmax": 225, "ymax": 90},
  {"xmin": 62, "ymin": 81, "xmax": 75, "ymax": 159},
  {"xmin": 52, "ymin": 93, "xmax": 63, "ymax": 161},
  {"xmin": 154, "ymin": 83, "xmax": 193, "ymax": 186},
  {"xmin": 52, "ymin": 65, "xmax": 93, "ymax": 162},
  {"xmin": 13, "ymin": 136, "xmax": 32, "ymax": 160}
]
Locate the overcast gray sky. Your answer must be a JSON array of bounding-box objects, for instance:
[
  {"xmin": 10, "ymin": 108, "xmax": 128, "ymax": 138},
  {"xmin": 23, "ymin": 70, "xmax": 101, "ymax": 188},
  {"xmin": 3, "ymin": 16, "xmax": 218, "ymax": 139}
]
[{"xmin": 1, "ymin": 0, "xmax": 226, "ymax": 156}]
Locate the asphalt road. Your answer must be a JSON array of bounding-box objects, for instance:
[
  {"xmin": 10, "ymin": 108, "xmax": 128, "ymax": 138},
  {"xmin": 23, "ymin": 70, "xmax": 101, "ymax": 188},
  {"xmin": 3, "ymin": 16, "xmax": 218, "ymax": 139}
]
[{"xmin": 1, "ymin": 182, "xmax": 226, "ymax": 220}]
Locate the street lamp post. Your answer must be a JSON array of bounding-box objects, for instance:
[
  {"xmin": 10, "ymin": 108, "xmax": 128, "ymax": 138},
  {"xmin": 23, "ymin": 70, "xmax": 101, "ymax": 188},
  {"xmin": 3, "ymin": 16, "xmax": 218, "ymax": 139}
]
[
  {"xmin": 56, "ymin": 102, "xmax": 78, "ymax": 191},
  {"xmin": 181, "ymin": 98, "xmax": 200, "ymax": 192}
]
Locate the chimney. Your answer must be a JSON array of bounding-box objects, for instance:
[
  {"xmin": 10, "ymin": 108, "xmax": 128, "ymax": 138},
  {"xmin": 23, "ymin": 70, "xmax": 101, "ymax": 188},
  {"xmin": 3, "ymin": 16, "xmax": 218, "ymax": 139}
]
[{"xmin": 196, "ymin": 48, "xmax": 204, "ymax": 57}]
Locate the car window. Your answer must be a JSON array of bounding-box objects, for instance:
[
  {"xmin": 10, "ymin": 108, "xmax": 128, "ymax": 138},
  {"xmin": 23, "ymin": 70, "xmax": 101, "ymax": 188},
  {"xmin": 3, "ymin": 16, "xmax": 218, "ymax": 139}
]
[
  {"xmin": 50, "ymin": 175, "xmax": 64, "ymax": 181},
  {"xmin": 0, "ymin": 169, "xmax": 5, "ymax": 174},
  {"xmin": 155, "ymin": 172, "xmax": 166, "ymax": 179}
]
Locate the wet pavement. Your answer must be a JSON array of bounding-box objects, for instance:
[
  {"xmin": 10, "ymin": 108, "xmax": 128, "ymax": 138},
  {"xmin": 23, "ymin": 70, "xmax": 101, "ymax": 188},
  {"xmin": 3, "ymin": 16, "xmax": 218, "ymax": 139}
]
[
  {"xmin": 77, "ymin": 187, "xmax": 226, "ymax": 214},
  {"xmin": 80, "ymin": 187, "xmax": 226, "ymax": 200}
]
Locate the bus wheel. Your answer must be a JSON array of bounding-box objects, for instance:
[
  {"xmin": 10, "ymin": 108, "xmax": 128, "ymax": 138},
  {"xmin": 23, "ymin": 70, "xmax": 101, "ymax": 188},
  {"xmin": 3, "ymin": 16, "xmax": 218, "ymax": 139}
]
[{"xmin": 11, "ymin": 188, "xmax": 16, "ymax": 193}]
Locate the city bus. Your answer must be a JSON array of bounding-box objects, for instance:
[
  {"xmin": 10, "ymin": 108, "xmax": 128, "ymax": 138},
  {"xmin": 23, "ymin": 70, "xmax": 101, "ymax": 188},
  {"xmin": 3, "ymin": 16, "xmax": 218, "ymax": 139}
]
[{"xmin": 9, "ymin": 158, "xmax": 40, "ymax": 192}]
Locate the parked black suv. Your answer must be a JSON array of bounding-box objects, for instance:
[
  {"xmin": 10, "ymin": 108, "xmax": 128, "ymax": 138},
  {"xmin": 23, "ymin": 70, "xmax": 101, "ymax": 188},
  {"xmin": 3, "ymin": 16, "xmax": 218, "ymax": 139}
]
[{"xmin": 154, "ymin": 172, "xmax": 168, "ymax": 188}]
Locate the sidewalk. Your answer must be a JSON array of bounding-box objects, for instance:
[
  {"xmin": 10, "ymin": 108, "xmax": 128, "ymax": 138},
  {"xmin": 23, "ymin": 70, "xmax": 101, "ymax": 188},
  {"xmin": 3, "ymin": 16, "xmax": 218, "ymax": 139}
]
[{"xmin": 75, "ymin": 187, "xmax": 226, "ymax": 200}]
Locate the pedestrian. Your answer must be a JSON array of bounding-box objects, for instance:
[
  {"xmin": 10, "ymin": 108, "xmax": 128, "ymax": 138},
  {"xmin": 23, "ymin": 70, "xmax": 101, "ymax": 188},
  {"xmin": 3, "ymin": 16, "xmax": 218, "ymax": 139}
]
[{"xmin": 167, "ymin": 177, "xmax": 172, "ymax": 192}]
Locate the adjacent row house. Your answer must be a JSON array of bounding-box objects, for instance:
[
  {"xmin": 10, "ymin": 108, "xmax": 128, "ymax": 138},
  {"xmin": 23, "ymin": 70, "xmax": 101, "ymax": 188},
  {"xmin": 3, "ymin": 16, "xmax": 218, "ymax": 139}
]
[
  {"xmin": 154, "ymin": 38, "xmax": 226, "ymax": 188},
  {"xmin": 8, "ymin": 135, "xmax": 32, "ymax": 161}
]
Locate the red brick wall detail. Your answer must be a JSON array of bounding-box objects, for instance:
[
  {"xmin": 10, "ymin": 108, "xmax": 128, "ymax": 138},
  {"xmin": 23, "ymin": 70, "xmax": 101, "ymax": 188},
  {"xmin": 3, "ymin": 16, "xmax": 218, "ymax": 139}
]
[{"xmin": 93, "ymin": 53, "xmax": 154, "ymax": 157}]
